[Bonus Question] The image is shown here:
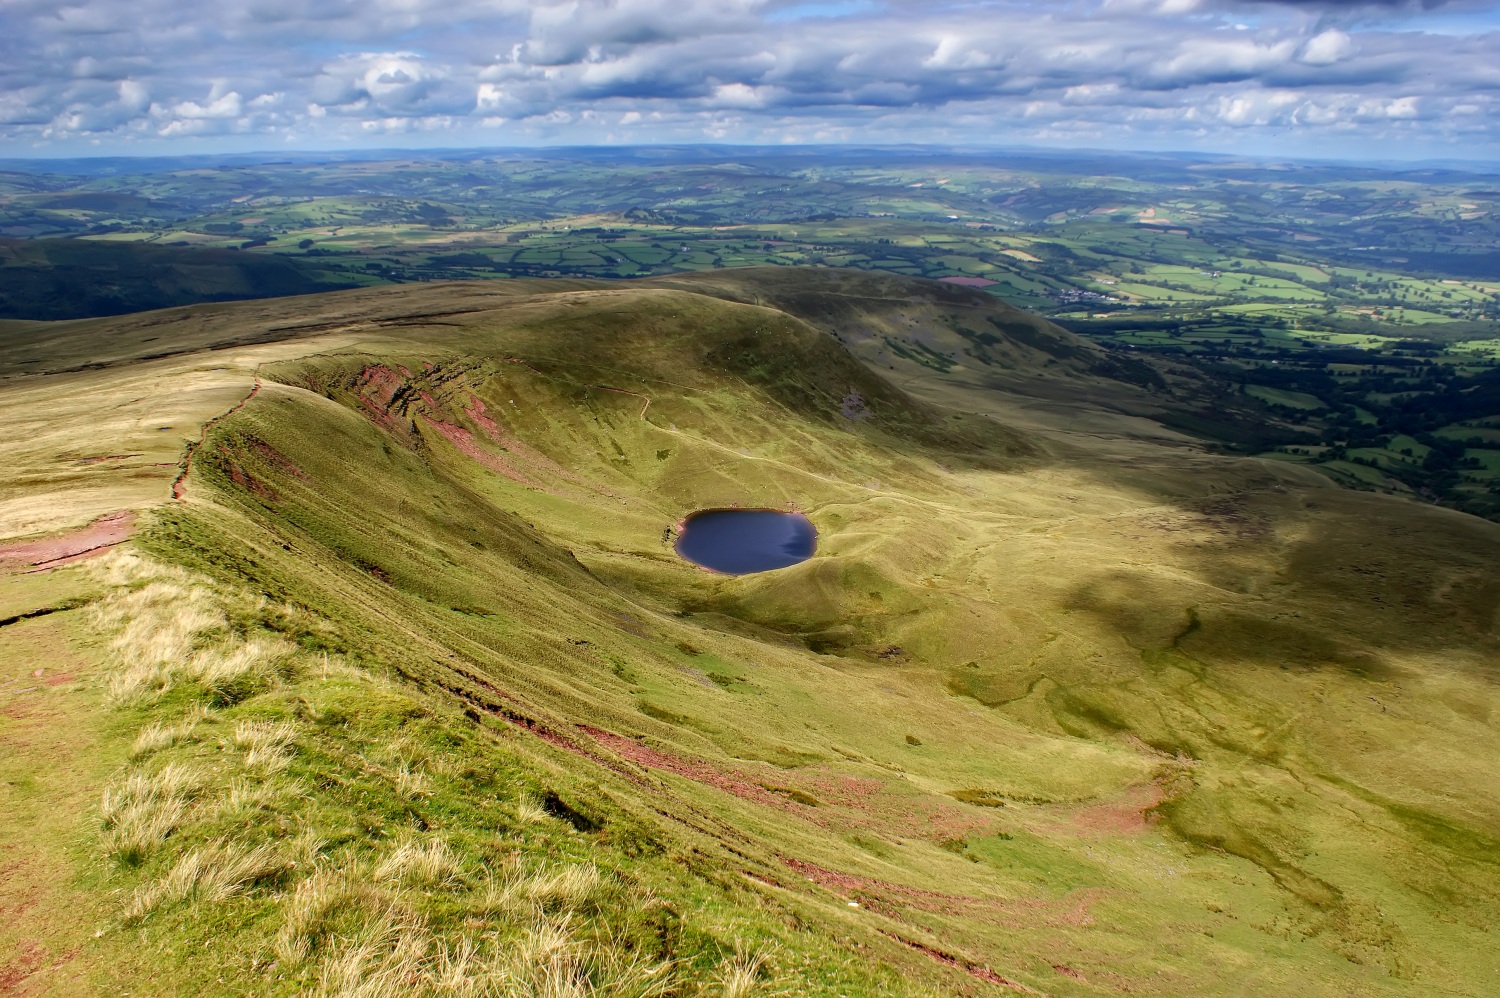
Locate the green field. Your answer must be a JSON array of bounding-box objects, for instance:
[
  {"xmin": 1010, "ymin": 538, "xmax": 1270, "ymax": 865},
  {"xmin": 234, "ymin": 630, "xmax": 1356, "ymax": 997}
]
[
  {"xmin": 2, "ymin": 150, "xmax": 1496, "ymax": 332},
  {"xmin": 8, "ymin": 149, "xmax": 1500, "ymax": 528}
]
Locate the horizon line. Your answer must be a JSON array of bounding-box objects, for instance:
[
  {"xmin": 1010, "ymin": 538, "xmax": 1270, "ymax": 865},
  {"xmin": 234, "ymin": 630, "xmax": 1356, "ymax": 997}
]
[{"xmin": 3, "ymin": 141, "xmax": 1499, "ymax": 175}]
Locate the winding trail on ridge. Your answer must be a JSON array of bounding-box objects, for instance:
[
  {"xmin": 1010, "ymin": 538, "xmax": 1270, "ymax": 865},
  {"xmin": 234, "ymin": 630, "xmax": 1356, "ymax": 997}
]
[
  {"xmin": 172, "ymin": 373, "xmax": 262, "ymax": 500},
  {"xmin": 593, "ymin": 385, "xmax": 652, "ymax": 420}
]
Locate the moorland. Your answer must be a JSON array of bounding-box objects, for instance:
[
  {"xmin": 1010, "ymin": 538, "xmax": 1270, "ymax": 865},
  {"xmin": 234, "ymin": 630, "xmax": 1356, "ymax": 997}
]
[
  {"xmin": 4, "ymin": 147, "xmax": 1500, "ymax": 520},
  {"xmin": 0, "ymin": 260, "xmax": 1497, "ymax": 996}
]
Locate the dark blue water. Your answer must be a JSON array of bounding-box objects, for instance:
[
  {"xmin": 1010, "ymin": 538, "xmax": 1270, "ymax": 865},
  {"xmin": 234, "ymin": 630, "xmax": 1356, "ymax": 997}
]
[{"xmin": 675, "ymin": 509, "xmax": 817, "ymax": 575}]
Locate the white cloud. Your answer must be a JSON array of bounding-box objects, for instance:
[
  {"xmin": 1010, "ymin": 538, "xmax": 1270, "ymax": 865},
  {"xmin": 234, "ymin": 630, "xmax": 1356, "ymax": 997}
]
[
  {"xmin": 1301, "ymin": 29, "xmax": 1354, "ymax": 66},
  {"xmin": 0, "ymin": 0, "xmax": 1495, "ymax": 156},
  {"xmin": 709, "ymin": 83, "xmax": 778, "ymax": 108},
  {"xmin": 1144, "ymin": 38, "xmax": 1299, "ymax": 88},
  {"xmin": 173, "ymin": 91, "xmax": 243, "ymax": 120},
  {"xmin": 1211, "ymin": 88, "xmax": 1302, "ymax": 126}
]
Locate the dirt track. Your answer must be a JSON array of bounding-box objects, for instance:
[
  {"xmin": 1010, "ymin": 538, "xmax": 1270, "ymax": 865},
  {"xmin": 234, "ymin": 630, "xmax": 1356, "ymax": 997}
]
[
  {"xmin": 0, "ymin": 511, "xmax": 134, "ymax": 573},
  {"xmin": 172, "ymin": 375, "xmax": 262, "ymax": 500}
]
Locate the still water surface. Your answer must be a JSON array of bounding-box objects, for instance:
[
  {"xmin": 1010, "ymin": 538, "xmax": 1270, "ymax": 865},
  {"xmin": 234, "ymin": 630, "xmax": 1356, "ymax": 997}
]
[{"xmin": 675, "ymin": 509, "xmax": 817, "ymax": 575}]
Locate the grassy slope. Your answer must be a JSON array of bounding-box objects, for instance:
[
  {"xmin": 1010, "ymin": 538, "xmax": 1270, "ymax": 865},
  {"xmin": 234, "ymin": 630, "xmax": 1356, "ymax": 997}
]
[
  {"xmin": 645, "ymin": 268, "xmax": 1299, "ymax": 451},
  {"xmin": 1, "ymin": 271, "xmax": 1497, "ymax": 996},
  {"xmin": 0, "ymin": 237, "xmax": 367, "ymax": 321}
]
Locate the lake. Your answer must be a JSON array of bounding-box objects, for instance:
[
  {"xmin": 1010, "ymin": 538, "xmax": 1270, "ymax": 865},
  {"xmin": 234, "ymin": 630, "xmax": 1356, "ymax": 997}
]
[{"xmin": 674, "ymin": 509, "xmax": 817, "ymax": 575}]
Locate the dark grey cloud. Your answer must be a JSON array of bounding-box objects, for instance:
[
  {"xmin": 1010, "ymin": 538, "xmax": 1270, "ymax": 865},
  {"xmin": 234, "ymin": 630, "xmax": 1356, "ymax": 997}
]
[{"xmin": 0, "ymin": 0, "xmax": 1495, "ymax": 156}]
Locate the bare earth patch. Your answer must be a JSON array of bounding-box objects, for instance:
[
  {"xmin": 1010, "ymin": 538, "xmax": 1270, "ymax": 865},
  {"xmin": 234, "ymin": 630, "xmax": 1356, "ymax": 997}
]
[{"xmin": 0, "ymin": 512, "xmax": 134, "ymax": 573}]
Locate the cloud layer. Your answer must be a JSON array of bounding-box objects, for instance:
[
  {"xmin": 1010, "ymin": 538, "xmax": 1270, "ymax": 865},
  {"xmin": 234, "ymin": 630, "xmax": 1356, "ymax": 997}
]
[{"xmin": 2, "ymin": 0, "xmax": 1497, "ymax": 157}]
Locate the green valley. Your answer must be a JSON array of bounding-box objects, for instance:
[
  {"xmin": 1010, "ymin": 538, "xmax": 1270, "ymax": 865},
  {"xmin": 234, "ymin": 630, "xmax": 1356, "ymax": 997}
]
[
  {"xmin": 5, "ymin": 149, "xmax": 1499, "ymax": 522},
  {"xmin": 1, "ymin": 268, "xmax": 1496, "ymax": 996}
]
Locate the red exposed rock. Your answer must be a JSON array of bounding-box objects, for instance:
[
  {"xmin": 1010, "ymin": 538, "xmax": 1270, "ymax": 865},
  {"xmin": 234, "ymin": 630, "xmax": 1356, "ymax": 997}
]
[
  {"xmin": 881, "ymin": 933, "xmax": 1036, "ymax": 992},
  {"xmin": 580, "ymin": 725, "xmax": 786, "ymax": 810},
  {"xmin": 0, "ymin": 511, "xmax": 135, "ymax": 573},
  {"xmin": 174, "ymin": 376, "xmax": 262, "ymax": 499},
  {"xmin": 461, "ymin": 395, "xmax": 588, "ymax": 487},
  {"xmin": 425, "ymin": 418, "xmax": 537, "ymax": 486}
]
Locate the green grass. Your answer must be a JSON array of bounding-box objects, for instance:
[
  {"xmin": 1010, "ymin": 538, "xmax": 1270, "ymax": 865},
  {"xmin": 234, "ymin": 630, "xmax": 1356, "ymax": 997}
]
[
  {"xmin": 2, "ymin": 269, "xmax": 1498, "ymax": 995},
  {"xmin": 1244, "ymin": 385, "xmax": 1326, "ymax": 410}
]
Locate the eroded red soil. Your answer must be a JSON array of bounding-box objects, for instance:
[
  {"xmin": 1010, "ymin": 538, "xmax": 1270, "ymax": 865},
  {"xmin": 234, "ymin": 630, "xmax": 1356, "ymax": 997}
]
[
  {"xmin": 881, "ymin": 932, "xmax": 1036, "ymax": 992},
  {"xmin": 582, "ymin": 725, "xmax": 789, "ymax": 809},
  {"xmin": 1054, "ymin": 782, "xmax": 1166, "ymax": 838},
  {"xmin": 348, "ymin": 363, "xmax": 590, "ymax": 492},
  {"xmin": 462, "ymin": 394, "xmax": 589, "ymax": 487},
  {"xmin": 438, "ymin": 676, "xmax": 1101, "ymax": 991},
  {"xmin": 0, "ymin": 512, "xmax": 134, "ymax": 573},
  {"xmin": 781, "ymin": 855, "xmax": 1105, "ymax": 930},
  {"xmin": 580, "ymin": 725, "xmax": 1003, "ymax": 840},
  {"xmin": 423, "ymin": 418, "xmax": 538, "ymax": 486},
  {"xmin": 173, "ymin": 376, "xmax": 262, "ymax": 500}
]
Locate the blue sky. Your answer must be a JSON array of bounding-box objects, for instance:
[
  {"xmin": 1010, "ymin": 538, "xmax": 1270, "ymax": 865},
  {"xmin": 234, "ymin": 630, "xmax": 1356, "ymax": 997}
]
[{"xmin": 2, "ymin": 0, "xmax": 1498, "ymax": 161}]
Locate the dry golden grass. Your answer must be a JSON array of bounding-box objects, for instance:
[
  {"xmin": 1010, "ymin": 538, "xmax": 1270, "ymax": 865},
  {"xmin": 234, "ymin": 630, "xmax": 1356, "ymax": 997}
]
[
  {"xmin": 232, "ymin": 718, "xmax": 298, "ymax": 771},
  {"xmin": 476, "ymin": 862, "xmax": 607, "ymax": 924},
  {"xmin": 0, "ymin": 321, "xmax": 368, "ymax": 541},
  {"xmin": 195, "ymin": 636, "xmax": 294, "ymax": 704},
  {"xmin": 392, "ymin": 762, "xmax": 433, "ymax": 801},
  {"xmin": 126, "ymin": 840, "xmax": 291, "ymax": 921},
  {"xmin": 99, "ymin": 763, "xmax": 198, "ymax": 865},
  {"xmin": 95, "ymin": 580, "xmax": 223, "ymax": 702},
  {"xmin": 295, "ymin": 902, "xmax": 679, "ymax": 998},
  {"xmin": 519, "ymin": 865, "xmax": 602, "ymax": 912},
  {"xmin": 712, "ymin": 947, "xmax": 771, "ymax": 998},
  {"xmin": 14, "ymin": 365, "xmax": 836, "ymax": 996},
  {"xmin": 427, "ymin": 936, "xmax": 483, "ymax": 996},
  {"xmin": 513, "ymin": 795, "xmax": 552, "ymax": 825},
  {"xmin": 87, "ymin": 552, "xmax": 300, "ymax": 705},
  {"xmin": 313, "ymin": 910, "xmax": 430, "ymax": 998},
  {"xmin": 12, "ymin": 276, "xmax": 1497, "ymax": 996},
  {"xmin": 374, "ymin": 838, "xmax": 467, "ymax": 889},
  {"xmin": 128, "ymin": 707, "xmax": 208, "ymax": 759},
  {"xmin": 221, "ymin": 775, "xmax": 284, "ymax": 814},
  {"xmin": 275, "ymin": 869, "xmax": 361, "ymax": 969},
  {"xmin": 494, "ymin": 917, "xmax": 677, "ymax": 998}
]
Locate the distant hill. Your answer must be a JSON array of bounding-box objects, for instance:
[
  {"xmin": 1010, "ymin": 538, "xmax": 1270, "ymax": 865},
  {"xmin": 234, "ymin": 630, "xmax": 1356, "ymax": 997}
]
[{"xmin": 0, "ymin": 237, "xmax": 362, "ymax": 320}]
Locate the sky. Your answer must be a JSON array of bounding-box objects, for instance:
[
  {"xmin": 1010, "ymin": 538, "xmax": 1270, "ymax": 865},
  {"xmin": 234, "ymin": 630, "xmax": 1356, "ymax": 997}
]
[{"xmin": 2, "ymin": 0, "xmax": 1499, "ymax": 162}]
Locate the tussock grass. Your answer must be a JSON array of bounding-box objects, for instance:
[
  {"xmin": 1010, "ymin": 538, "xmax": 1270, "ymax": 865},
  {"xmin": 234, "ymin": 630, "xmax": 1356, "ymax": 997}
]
[
  {"xmin": 129, "ymin": 706, "xmax": 209, "ymax": 759},
  {"xmin": 488, "ymin": 917, "xmax": 677, "ymax": 998},
  {"xmin": 99, "ymin": 583, "xmax": 224, "ymax": 702},
  {"xmin": 126, "ymin": 839, "xmax": 293, "ymax": 921},
  {"xmin": 520, "ymin": 864, "xmax": 603, "ymax": 912},
  {"xmin": 514, "ymin": 794, "xmax": 552, "ymax": 825},
  {"xmin": 299, "ymin": 909, "xmax": 679, "ymax": 998},
  {"xmin": 60, "ymin": 395, "xmax": 934, "ymax": 997},
  {"xmin": 478, "ymin": 863, "xmax": 607, "ymax": 921},
  {"xmin": 392, "ymin": 761, "xmax": 433, "ymax": 800},
  {"xmin": 232, "ymin": 718, "xmax": 298, "ymax": 770},
  {"xmin": 275, "ymin": 869, "xmax": 367, "ymax": 969},
  {"xmin": 89, "ymin": 552, "xmax": 300, "ymax": 705},
  {"xmin": 713, "ymin": 949, "xmax": 769, "ymax": 998},
  {"xmin": 374, "ymin": 837, "xmax": 466, "ymax": 888},
  {"xmin": 99, "ymin": 763, "xmax": 198, "ymax": 865},
  {"xmin": 13, "ymin": 270, "xmax": 1500, "ymax": 998},
  {"xmin": 221, "ymin": 775, "xmax": 285, "ymax": 814},
  {"xmin": 313, "ymin": 910, "xmax": 430, "ymax": 998},
  {"xmin": 195, "ymin": 636, "xmax": 294, "ymax": 705}
]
